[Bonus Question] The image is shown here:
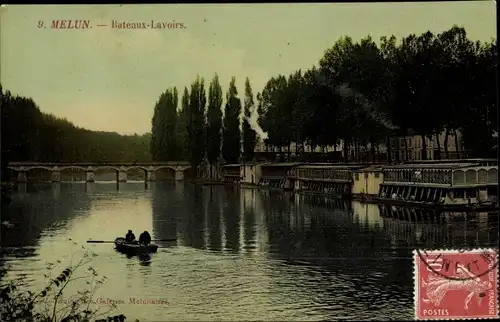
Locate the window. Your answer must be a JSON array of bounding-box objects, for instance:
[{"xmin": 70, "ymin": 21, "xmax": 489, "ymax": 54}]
[
  {"xmin": 408, "ymin": 138, "xmax": 412, "ymax": 147},
  {"xmin": 409, "ymin": 151, "xmax": 413, "ymax": 160},
  {"xmin": 401, "ymin": 139, "xmax": 405, "ymax": 146},
  {"xmin": 375, "ymin": 173, "xmax": 380, "ymax": 178},
  {"xmin": 354, "ymin": 173, "xmax": 359, "ymax": 181}
]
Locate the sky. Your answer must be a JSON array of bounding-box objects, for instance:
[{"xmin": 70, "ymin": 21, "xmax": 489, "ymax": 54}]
[{"xmin": 0, "ymin": 2, "xmax": 496, "ymax": 135}]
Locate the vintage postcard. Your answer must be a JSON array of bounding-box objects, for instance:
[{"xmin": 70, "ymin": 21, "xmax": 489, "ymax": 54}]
[{"xmin": 0, "ymin": 3, "xmax": 497, "ymax": 322}]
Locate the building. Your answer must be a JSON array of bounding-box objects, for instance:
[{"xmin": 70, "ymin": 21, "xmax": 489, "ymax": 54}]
[
  {"xmin": 351, "ymin": 166, "xmax": 384, "ymax": 197},
  {"xmin": 388, "ymin": 129, "xmax": 465, "ymax": 161},
  {"xmin": 240, "ymin": 163, "xmax": 263, "ymax": 186},
  {"xmin": 253, "ymin": 129, "xmax": 465, "ymax": 162}
]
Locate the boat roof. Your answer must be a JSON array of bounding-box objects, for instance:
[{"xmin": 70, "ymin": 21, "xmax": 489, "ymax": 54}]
[
  {"xmin": 382, "ymin": 163, "xmax": 479, "ymax": 170},
  {"xmin": 261, "ymin": 162, "xmax": 303, "ymax": 167},
  {"xmin": 296, "ymin": 164, "xmax": 366, "ymax": 170},
  {"xmin": 352, "ymin": 165, "xmax": 384, "ymax": 172},
  {"xmin": 401, "ymin": 158, "xmax": 497, "ymax": 164},
  {"xmin": 454, "ymin": 166, "xmax": 498, "ymax": 171},
  {"xmin": 223, "ymin": 164, "xmax": 241, "ymax": 167}
]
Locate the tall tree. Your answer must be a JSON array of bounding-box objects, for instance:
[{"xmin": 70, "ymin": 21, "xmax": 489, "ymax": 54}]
[
  {"xmin": 222, "ymin": 77, "xmax": 242, "ymax": 164},
  {"xmin": 187, "ymin": 76, "xmax": 207, "ymax": 169},
  {"xmin": 206, "ymin": 74, "xmax": 223, "ymax": 167},
  {"xmin": 242, "ymin": 77, "xmax": 257, "ymax": 161},
  {"xmin": 150, "ymin": 96, "xmax": 161, "ymax": 161},
  {"xmin": 177, "ymin": 87, "xmax": 190, "ymax": 160},
  {"xmin": 150, "ymin": 88, "xmax": 179, "ymax": 161},
  {"xmin": 163, "ymin": 87, "xmax": 179, "ymax": 160}
]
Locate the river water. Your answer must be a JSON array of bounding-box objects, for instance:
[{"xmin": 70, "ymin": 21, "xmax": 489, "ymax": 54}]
[{"xmin": 1, "ymin": 182, "xmax": 498, "ymax": 321}]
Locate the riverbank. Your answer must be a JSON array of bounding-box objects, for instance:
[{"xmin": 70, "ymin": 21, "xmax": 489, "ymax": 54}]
[
  {"xmin": 4, "ymin": 158, "xmax": 499, "ymax": 213},
  {"xmin": 220, "ymin": 160, "xmax": 499, "ymax": 213}
]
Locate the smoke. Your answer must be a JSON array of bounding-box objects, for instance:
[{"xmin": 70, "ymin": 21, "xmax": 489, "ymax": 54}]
[
  {"xmin": 335, "ymin": 84, "xmax": 399, "ymax": 131},
  {"xmin": 245, "ymin": 106, "xmax": 268, "ymax": 141}
]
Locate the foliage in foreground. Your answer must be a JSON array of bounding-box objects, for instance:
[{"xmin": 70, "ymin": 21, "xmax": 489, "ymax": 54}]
[{"xmin": 0, "ymin": 240, "xmax": 132, "ymax": 322}]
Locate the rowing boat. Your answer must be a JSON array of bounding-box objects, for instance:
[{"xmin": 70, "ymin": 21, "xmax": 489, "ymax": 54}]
[{"xmin": 114, "ymin": 237, "xmax": 158, "ymax": 255}]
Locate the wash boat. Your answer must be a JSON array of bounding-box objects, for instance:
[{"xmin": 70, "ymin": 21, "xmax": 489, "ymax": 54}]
[{"xmin": 114, "ymin": 237, "xmax": 158, "ymax": 255}]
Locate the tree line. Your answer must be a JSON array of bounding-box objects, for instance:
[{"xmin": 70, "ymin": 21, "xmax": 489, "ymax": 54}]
[
  {"xmin": 150, "ymin": 75, "xmax": 258, "ymax": 170},
  {"xmin": 0, "ymin": 86, "xmax": 152, "ymax": 181},
  {"xmin": 151, "ymin": 25, "xmax": 497, "ymax": 167}
]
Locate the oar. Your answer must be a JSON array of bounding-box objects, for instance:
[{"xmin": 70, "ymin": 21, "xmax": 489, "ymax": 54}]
[{"xmin": 87, "ymin": 239, "xmax": 177, "ymax": 243}]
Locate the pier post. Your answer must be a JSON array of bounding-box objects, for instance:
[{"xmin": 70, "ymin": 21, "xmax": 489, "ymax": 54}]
[
  {"xmin": 18, "ymin": 183, "xmax": 27, "ymax": 193},
  {"xmin": 51, "ymin": 171, "xmax": 61, "ymax": 182},
  {"xmin": 17, "ymin": 171, "xmax": 27, "ymax": 183},
  {"xmin": 147, "ymin": 170, "xmax": 156, "ymax": 181},
  {"xmin": 175, "ymin": 169, "xmax": 184, "ymax": 181},
  {"xmin": 52, "ymin": 182, "xmax": 61, "ymax": 198},
  {"xmin": 86, "ymin": 167, "xmax": 95, "ymax": 182},
  {"xmin": 118, "ymin": 168, "xmax": 127, "ymax": 182},
  {"xmin": 85, "ymin": 182, "xmax": 95, "ymax": 193},
  {"xmin": 86, "ymin": 171, "xmax": 95, "ymax": 182}
]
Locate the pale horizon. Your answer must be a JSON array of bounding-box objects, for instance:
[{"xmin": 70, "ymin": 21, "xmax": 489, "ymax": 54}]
[{"xmin": 1, "ymin": 2, "xmax": 496, "ymax": 135}]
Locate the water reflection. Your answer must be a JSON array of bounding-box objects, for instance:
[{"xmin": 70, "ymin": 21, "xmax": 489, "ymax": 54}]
[
  {"xmin": 51, "ymin": 183, "xmax": 60, "ymax": 199},
  {"xmin": 85, "ymin": 182, "xmax": 95, "ymax": 193},
  {"xmin": 1, "ymin": 183, "xmax": 93, "ymax": 247},
  {"xmin": 17, "ymin": 183, "xmax": 27, "ymax": 193},
  {"xmin": 205, "ymin": 187, "xmax": 223, "ymax": 251},
  {"xmin": 222, "ymin": 187, "xmax": 241, "ymax": 252},
  {"xmin": 1, "ymin": 182, "xmax": 498, "ymax": 321},
  {"xmin": 149, "ymin": 185, "xmax": 497, "ymax": 264},
  {"xmin": 151, "ymin": 182, "xmax": 178, "ymax": 246}
]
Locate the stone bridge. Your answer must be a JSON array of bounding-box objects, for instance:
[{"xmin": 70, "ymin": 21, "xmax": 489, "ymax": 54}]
[{"xmin": 7, "ymin": 162, "xmax": 192, "ymax": 182}]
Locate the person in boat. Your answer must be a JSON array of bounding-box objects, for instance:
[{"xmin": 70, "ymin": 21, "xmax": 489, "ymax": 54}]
[
  {"xmin": 125, "ymin": 230, "xmax": 136, "ymax": 243},
  {"xmin": 139, "ymin": 230, "xmax": 152, "ymax": 246}
]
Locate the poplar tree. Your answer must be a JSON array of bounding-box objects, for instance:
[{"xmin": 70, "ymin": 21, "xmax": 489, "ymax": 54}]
[
  {"xmin": 187, "ymin": 76, "xmax": 207, "ymax": 169},
  {"xmin": 150, "ymin": 88, "xmax": 179, "ymax": 161},
  {"xmin": 150, "ymin": 92, "xmax": 166, "ymax": 161},
  {"xmin": 242, "ymin": 77, "xmax": 257, "ymax": 161},
  {"xmin": 222, "ymin": 77, "xmax": 242, "ymax": 164},
  {"xmin": 206, "ymin": 74, "xmax": 223, "ymax": 176},
  {"xmin": 177, "ymin": 87, "xmax": 190, "ymax": 160}
]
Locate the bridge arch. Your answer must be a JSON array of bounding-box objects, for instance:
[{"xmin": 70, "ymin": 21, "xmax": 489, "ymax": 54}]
[
  {"xmin": 94, "ymin": 166, "xmax": 121, "ymax": 172},
  {"xmin": 124, "ymin": 166, "xmax": 148, "ymax": 181},
  {"xmin": 58, "ymin": 166, "xmax": 87, "ymax": 172},
  {"xmin": 58, "ymin": 166, "xmax": 87, "ymax": 182},
  {"xmin": 125, "ymin": 166, "xmax": 149, "ymax": 172},
  {"xmin": 22, "ymin": 166, "xmax": 53, "ymax": 182},
  {"xmin": 24, "ymin": 166, "xmax": 54, "ymax": 172},
  {"xmin": 91, "ymin": 166, "xmax": 121, "ymax": 182},
  {"xmin": 153, "ymin": 166, "xmax": 177, "ymax": 172},
  {"xmin": 153, "ymin": 166, "xmax": 175, "ymax": 181}
]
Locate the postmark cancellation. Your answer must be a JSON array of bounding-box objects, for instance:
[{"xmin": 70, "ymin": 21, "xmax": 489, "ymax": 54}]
[{"xmin": 414, "ymin": 248, "xmax": 499, "ymax": 320}]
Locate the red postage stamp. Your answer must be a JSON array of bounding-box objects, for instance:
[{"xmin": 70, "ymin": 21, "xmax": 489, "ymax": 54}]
[{"xmin": 414, "ymin": 248, "xmax": 499, "ymax": 320}]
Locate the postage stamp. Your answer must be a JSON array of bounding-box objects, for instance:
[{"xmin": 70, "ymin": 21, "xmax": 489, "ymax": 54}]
[{"xmin": 414, "ymin": 248, "xmax": 499, "ymax": 320}]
